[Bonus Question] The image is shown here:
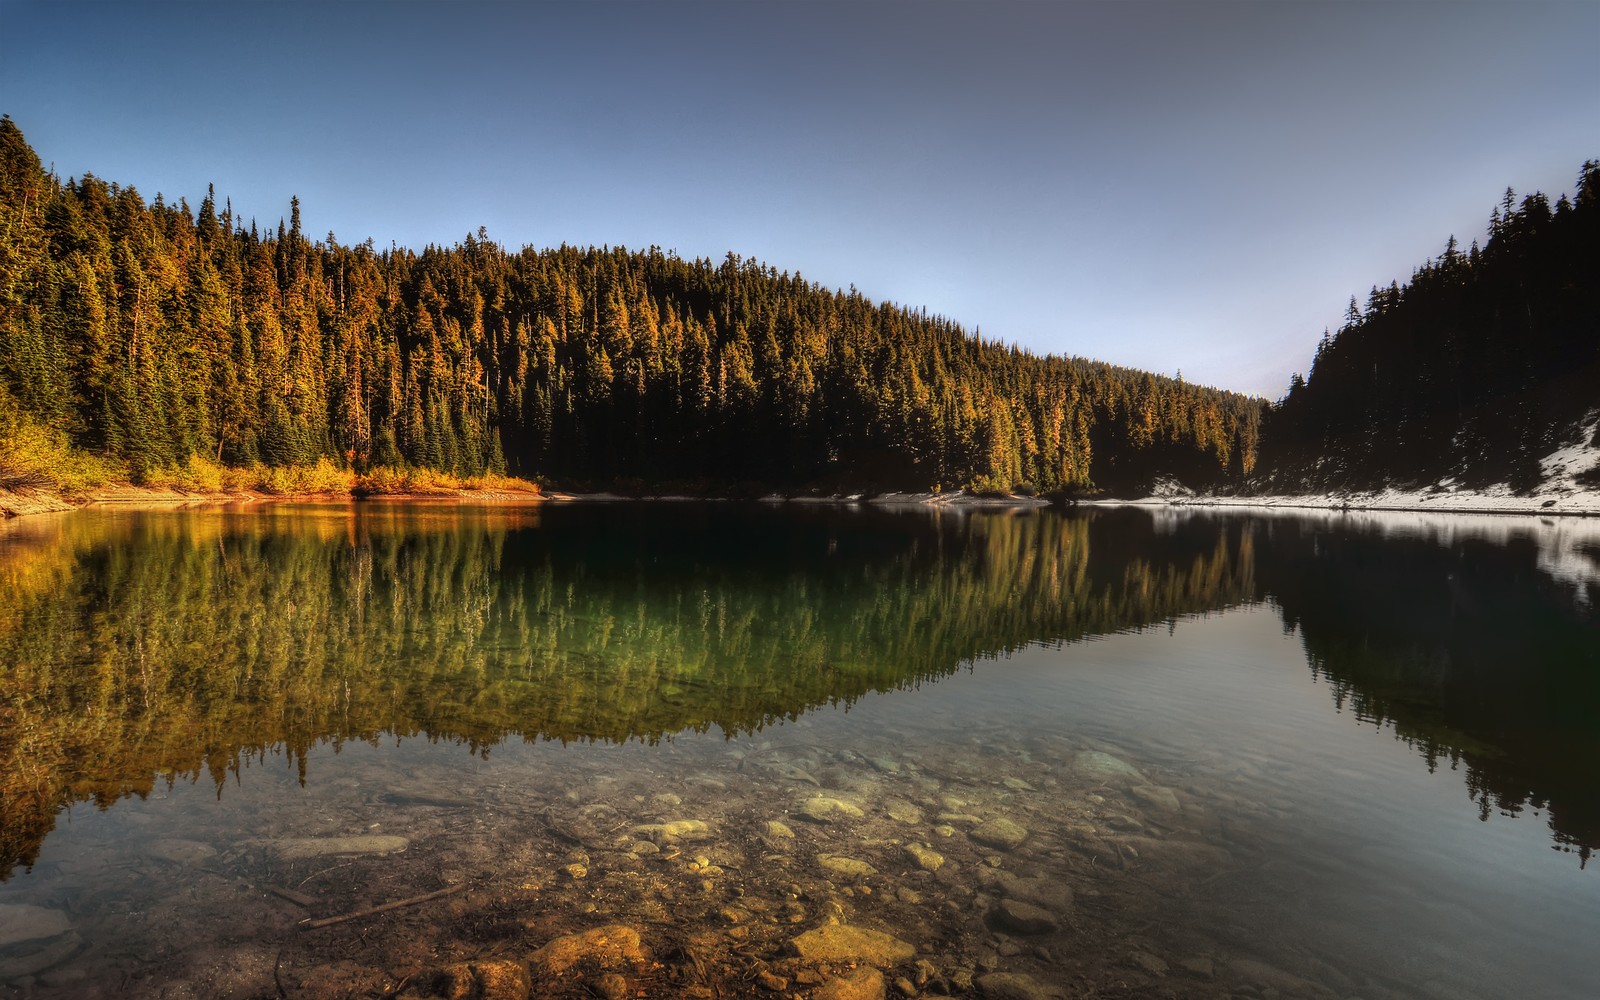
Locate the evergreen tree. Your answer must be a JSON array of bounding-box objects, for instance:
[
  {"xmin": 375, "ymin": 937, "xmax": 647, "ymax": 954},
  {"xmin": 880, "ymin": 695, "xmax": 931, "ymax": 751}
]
[
  {"xmin": 0, "ymin": 118, "xmax": 1269, "ymax": 494},
  {"xmin": 1260, "ymin": 163, "xmax": 1600, "ymax": 492}
]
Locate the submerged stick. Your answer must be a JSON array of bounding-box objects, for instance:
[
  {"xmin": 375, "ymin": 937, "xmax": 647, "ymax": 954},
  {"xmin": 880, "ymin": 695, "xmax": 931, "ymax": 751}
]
[
  {"xmin": 268, "ymin": 885, "xmax": 317, "ymax": 908},
  {"xmin": 299, "ymin": 884, "xmax": 463, "ymax": 930}
]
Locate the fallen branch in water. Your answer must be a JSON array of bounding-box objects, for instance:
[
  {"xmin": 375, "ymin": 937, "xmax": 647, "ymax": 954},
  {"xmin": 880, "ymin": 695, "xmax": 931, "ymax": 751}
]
[
  {"xmin": 299, "ymin": 884, "xmax": 463, "ymax": 930},
  {"xmin": 268, "ymin": 885, "xmax": 316, "ymax": 908}
]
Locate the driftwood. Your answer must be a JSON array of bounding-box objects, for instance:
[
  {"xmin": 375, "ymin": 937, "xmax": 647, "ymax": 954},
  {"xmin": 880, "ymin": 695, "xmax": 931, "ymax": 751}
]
[
  {"xmin": 298, "ymin": 884, "xmax": 463, "ymax": 930},
  {"xmin": 267, "ymin": 885, "xmax": 316, "ymax": 908}
]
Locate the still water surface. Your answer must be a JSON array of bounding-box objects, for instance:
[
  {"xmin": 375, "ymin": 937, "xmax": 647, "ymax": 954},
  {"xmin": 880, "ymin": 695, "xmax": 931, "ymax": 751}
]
[{"xmin": 0, "ymin": 503, "xmax": 1595, "ymax": 998}]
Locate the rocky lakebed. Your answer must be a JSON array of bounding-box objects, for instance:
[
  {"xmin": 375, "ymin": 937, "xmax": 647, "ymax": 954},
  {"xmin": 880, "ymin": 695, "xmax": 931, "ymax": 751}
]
[{"xmin": 0, "ymin": 721, "xmax": 1397, "ymax": 1000}]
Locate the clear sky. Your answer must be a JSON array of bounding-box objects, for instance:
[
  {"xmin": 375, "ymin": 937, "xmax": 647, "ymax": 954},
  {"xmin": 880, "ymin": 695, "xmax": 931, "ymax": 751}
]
[{"xmin": 2, "ymin": 1, "xmax": 1594, "ymax": 398}]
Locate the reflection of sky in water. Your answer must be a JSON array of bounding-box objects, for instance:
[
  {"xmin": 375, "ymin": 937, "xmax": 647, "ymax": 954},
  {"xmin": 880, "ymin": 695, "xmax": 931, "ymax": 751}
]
[{"xmin": 959, "ymin": 609, "xmax": 1596, "ymax": 999}]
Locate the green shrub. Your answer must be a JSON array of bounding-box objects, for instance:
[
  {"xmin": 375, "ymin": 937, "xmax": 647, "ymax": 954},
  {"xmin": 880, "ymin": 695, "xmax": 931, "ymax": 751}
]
[{"xmin": 0, "ymin": 387, "xmax": 122, "ymax": 495}]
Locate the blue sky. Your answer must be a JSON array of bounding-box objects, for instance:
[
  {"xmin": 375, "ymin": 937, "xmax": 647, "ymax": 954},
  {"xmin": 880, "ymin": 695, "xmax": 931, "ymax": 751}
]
[{"xmin": 2, "ymin": 1, "xmax": 1595, "ymax": 398}]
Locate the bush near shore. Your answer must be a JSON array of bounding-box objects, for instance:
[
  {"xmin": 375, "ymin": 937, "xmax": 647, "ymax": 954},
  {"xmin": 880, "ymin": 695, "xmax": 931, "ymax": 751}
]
[{"xmin": 2, "ymin": 395, "xmax": 538, "ymax": 502}]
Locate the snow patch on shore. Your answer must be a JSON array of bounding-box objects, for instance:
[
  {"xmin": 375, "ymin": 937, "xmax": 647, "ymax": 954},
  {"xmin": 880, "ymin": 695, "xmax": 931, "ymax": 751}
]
[
  {"xmin": 1105, "ymin": 417, "xmax": 1600, "ymax": 604},
  {"xmin": 1135, "ymin": 410, "xmax": 1600, "ymax": 518},
  {"xmin": 1143, "ymin": 502, "xmax": 1600, "ymax": 604}
]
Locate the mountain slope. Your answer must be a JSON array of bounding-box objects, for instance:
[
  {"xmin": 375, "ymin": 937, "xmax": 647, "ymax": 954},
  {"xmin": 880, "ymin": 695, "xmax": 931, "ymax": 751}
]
[{"xmin": 0, "ymin": 117, "xmax": 1263, "ymax": 497}]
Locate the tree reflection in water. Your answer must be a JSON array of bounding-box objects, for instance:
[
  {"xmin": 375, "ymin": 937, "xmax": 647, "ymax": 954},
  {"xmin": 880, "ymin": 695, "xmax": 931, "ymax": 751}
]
[{"xmin": 0, "ymin": 502, "xmax": 1595, "ymax": 879}]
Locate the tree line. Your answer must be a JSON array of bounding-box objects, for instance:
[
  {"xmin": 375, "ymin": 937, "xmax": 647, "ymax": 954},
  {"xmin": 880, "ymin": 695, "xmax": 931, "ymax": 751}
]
[
  {"xmin": 1260, "ymin": 161, "xmax": 1600, "ymax": 491},
  {"xmin": 0, "ymin": 116, "xmax": 1261, "ymax": 495}
]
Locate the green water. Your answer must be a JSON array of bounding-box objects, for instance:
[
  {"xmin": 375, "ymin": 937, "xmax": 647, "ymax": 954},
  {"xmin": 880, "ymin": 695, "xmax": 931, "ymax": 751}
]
[{"xmin": 0, "ymin": 502, "xmax": 1595, "ymax": 998}]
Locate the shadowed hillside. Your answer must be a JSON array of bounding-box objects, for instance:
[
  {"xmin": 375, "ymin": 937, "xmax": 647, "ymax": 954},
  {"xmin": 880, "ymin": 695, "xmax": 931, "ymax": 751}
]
[{"xmin": 1257, "ymin": 162, "xmax": 1600, "ymax": 494}]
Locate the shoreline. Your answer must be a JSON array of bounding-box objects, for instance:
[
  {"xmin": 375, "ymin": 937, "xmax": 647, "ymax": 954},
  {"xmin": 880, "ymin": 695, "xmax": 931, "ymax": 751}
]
[
  {"xmin": 1114, "ymin": 500, "xmax": 1600, "ymax": 518},
  {"xmin": 0, "ymin": 484, "xmax": 553, "ymax": 520},
  {"xmin": 0, "ymin": 484, "xmax": 1057, "ymax": 520},
  {"xmin": 5, "ymin": 483, "xmax": 1598, "ymax": 521},
  {"xmin": 1092, "ymin": 490, "xmax": 1600, "ymax": 518}
]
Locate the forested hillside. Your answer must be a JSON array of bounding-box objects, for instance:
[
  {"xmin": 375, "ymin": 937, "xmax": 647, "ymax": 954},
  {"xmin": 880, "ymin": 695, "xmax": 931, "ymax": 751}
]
[
  {"xmin": 0, "ymin": 117, "xmax": 1261, "ymax": 496},
  {"xmin": 1258, "ymin": 161, "xmax": 1600, "ymax": 492}
]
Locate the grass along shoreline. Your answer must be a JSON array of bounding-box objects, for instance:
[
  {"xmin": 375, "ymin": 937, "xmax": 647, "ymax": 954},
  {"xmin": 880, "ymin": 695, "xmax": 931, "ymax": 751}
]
[
  {"xmin": 0, "ymin": 457, "xmax": 544, "ymax": 519},
  {"xmin": 0, "ymin": 394, "xmax": 544, "ymax": 518}
]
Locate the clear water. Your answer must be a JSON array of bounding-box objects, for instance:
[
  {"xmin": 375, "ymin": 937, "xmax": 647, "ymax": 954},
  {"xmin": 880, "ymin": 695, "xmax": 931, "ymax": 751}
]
[{"xmin": 0, "ymin": 502, "xmax": 1595, "ymax": 998}]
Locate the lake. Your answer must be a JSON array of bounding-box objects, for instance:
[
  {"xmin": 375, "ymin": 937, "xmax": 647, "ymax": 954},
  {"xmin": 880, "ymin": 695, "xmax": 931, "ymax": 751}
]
[{"xmin": 0, "ymin": 502, "xmax": 1595, "ymax": 999}]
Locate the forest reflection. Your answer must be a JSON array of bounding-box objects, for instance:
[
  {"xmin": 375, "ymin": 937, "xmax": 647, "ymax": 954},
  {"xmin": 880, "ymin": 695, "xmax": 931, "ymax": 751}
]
[
  {"xmin": 0, "ymin": 503, "xmax": 1256, "ymax": 876},
  {"xmin": 1, "ymin": 503, "xmax": 1595, "ymax": 877},
  {"xmin": 1246, "ymin": 511, "xmax": 1600, "ymax": 866}
]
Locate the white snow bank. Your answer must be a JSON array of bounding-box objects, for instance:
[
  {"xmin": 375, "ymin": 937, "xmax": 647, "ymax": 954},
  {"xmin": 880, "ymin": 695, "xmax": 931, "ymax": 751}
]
[
  {"xmin": 1088, "ymin": 414, "xmax": 1600, "ymax": 602},
  {"xmin": 1131, "ymin": 410, "xmax": 1600, "ymax": 517}
]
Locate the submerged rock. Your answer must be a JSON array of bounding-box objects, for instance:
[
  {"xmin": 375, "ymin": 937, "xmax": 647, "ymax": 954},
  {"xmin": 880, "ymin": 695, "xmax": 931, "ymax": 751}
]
[
  {"xmin": 1129, "ymin": 950, "xmax": 1169, "ymax": 975},
  {"xmin": 816, "ymin": 965, "xmax": 888, "ymax": 1000},
  {"xmin": 760, "ymin": 820, "xmax": 797, "ymax": 852},
  {"xmin": 0, "ymin": 904, "xmax": 70, "ymax": 948},
  {"xmin": 629, "ymin": 819, "xmax": 712, "ymax": 843},
  {"xmin": 1116, "ymin": 835, "xmax": 1234, "ymax": 867},
  {"xmin": 990, "ymin": 898, "xmax": 1059, "ymax": 934},
  {"xmin": 146, "ymin": 839, "xmax": 218, "ymax": 865},
  {"xmin": 771, "ymin": 763, "xmax": 823, "ymax": 786},
  {"xmin": 883, "ymin": 798, "xmax": 925, "ymax": 825},
  {"xmin": 995, "ymin": 875, "xmax": 1073, "ymax": 913},
  {"xmin": 798, "ymin": 796, "xmax": 866, "ymax": 822},
  {"xmin": 1072, "ymin": 751, "xmax": 1145, "ymax": 783},
  {"xmin": 818, "ymin": 854, "xmax": 878, "ymax": 878},
  {"xmin": 270, "ymin": 834, "xmax": 409, "ymax": 860},
  {"xmin": 903, "ymin": 842, "xmax": 946, "ymax": 872},
  {"xmin": 792, "ymin": 925, "xmax": 916, "ymax": 965},
  {"xmin": 530, "ymin": 924, "xmax": 648, "ymax": 975},
  {"xmin": 0, "ymin": 905, "xmax": 77, "ymax": 980},
  {"xmin": 936, "ymin": 812, "xmax": 982, "ymax": 826},
  {"xmin": 757, "ymin": 968, "xmax": 789, "ymax": 990},
  {"xmin": 1129, "ymin": 784, "xmax": 1181, "ymax": 812},
  {"xmin": 974, "ymin": 971, "xmax": 1065, "ymax": 1000},
  {"xmin": 0, "ymin": 930, "xmax": 81, "ymax": 980},
  {"xmin": 436, "ymin": 959, "xmax": 532, "ymax": 1000},
  {"xmin": 1227, "ymin": 957, "xmax": 1335, "ymax": 997},
  {"xmin": 970, "ymin": 817, "xmax": 1028, "ymax": 851},
  {"xmin": 600, "ymin": 972, "xmax": 635, "ymax": 999}
]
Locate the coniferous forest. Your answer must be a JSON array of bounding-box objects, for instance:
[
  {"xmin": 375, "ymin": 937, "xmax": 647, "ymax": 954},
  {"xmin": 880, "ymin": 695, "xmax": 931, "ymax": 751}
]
[
  {"xmin": 0, "ymin": 117, "xmax": 1261, "ymax": 497},
  {"xmin": 2, "ymin": 114, "xmax": 1594, "ymax": 500},
  {"xmin": 1259, "ymin": 161, "xmax": 1600, "ymax": 492}
]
